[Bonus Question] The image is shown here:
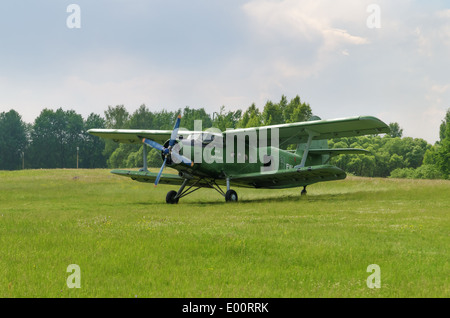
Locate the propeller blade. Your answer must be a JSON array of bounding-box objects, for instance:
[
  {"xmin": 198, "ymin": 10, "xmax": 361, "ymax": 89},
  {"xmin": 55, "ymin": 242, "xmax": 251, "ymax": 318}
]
[
  {"xmin": 142, "ymin": 138, "xmax": 165, "ymax": 152},
  {"xmin": 154, "ymin": 157, "xmax": 167, "ymax": 187},
  {"xmin": 171, "ymin": 151, "xmax": 194, "ymax": 167},
  {"xmin": 169, "ymin": 114, "xmax": 182, "ymax": 147}
]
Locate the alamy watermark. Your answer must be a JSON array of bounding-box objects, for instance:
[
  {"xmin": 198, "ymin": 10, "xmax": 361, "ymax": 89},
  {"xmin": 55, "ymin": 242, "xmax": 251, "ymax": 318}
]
[
  {"xmin": 367, "ymin": 4, "xmax": 381, "ymax": 29},
  {"xmin": 366, "ymin": 264, "xmax": 381, "ymax": 288},
  {"xmin": 67, "ymin": 264, "xmax": 81, "ymax": 288},
  {"xmin": 66, "ymin": 4, "xmax": 380, "ymax": 30},
  {"xmin": 66, "ymin": 4, "xmax": 81, "ymax": 29}
]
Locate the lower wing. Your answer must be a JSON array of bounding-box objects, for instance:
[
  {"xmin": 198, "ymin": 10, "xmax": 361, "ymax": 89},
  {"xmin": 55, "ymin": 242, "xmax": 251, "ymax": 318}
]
[
  {"xmin": 111, "ymin": 164, "xmax": 346, "ymax": 190},
  {"xmin": 229, "ymin": 165, "xmax": 346, "ymax": 189}
]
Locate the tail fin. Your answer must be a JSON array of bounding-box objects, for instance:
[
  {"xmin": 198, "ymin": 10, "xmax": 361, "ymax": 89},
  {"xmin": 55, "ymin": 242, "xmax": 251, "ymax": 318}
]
[
  {"xmin": 295, "ymin": 115, "xmax": 329, "ymax": 165},
  {"xmin": 295, "ymin": 139, "xmax": 329, "ymax": 166}
]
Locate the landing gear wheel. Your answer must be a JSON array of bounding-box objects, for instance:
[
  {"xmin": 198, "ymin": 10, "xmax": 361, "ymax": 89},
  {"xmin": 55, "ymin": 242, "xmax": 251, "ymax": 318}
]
[
  {"xmin": 225, "ymin": 189, "xmax": 238, "ymax": 202},
  {"xmin": 301, "ymin": 186, "xmax": 307, "ymax": 196},
  {"xmin": 166, "ymin": 190, "xmax": 179, "ymax": 204}
]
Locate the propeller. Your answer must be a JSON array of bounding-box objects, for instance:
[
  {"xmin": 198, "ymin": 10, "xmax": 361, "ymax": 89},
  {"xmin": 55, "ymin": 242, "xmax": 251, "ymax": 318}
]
[{"xmin": 142, "ymin": 114, "xmax": 193, "ymax": 187}]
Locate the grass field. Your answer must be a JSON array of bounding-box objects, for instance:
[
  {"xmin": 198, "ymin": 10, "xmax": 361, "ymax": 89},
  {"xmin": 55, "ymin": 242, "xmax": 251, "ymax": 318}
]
[{"xmin": 0, "ymin": 168, "xmax": 448, "ymax": 298}]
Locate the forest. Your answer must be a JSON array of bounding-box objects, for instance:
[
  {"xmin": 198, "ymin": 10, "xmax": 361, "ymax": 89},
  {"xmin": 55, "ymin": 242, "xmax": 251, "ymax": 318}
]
[{"xmin": 0, "ymin": 95, "xmax": 448, "ymax": 179}]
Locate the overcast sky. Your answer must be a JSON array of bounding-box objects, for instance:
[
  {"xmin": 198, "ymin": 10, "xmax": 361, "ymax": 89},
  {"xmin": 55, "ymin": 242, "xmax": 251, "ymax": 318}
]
[{"xmin": 1, "ymin": 0, "xmax": 449, "ymax": 143}]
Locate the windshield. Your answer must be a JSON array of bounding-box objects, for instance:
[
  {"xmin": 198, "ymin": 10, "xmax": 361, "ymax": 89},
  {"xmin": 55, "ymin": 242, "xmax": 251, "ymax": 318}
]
[{"xmin": 185, "ymin": 132, "xmax": 220, "ymax": 145}]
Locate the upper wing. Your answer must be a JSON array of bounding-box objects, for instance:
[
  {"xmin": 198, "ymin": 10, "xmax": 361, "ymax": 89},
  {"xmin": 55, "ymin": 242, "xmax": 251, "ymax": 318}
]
[
  {"xmin": 87, "ymin": 129, "xmax": 191, "ymax": 144},
  {"xmin": 89, "ymin": 116, "xmax": 388, "ymax": 146},
  {"xmin": 224, "ymin": 116, "xmax": 390, "ymax": 146}
]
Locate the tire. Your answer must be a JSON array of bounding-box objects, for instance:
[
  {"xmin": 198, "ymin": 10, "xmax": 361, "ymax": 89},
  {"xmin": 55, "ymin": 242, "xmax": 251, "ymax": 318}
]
[
  {"xmin": 301, "ymin": 186, "xmax": 307, "ymax": 196},
  {"xmin": 166, "ymin": 190, "xmax": 179, "ymax": 204},
  {"xmin": 225, "ymin": 189, "xmax": 238, "ymax": 202}
]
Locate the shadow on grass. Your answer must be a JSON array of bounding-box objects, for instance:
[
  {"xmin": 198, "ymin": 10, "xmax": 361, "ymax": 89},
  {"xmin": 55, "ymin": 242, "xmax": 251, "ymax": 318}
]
[{"xmin": 133, "ymin": 189, "xmax": 389, "ymax": 206}]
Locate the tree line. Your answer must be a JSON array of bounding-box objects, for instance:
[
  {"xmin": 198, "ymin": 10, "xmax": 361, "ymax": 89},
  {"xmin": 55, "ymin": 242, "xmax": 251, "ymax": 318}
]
[
  {"xmin": 329, "ymin": 111, "xmax": 449, "ymax": 179},
  {"xmin": 0, "ymin": 95, "xmax": 448, "ymax": 179}
]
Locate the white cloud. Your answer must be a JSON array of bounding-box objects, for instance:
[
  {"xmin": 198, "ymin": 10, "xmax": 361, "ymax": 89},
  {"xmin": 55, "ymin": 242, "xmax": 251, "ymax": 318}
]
[
  {"xmin": 436, "ymin": 9, "xmax": 450, "ymax": 19},
  {"xmin": 242, "ymin": 0, "xmax": 369, "ymax": 78},
  {"xmin": 431, "ymin": 83, "xmax": 450, "ymax": 94}
]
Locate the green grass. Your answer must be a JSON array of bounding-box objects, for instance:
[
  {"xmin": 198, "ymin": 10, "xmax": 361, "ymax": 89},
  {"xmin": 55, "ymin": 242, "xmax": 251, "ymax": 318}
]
[{"xmin": 0, "ymin": 169, "xmax": 448, "ymax": 298}]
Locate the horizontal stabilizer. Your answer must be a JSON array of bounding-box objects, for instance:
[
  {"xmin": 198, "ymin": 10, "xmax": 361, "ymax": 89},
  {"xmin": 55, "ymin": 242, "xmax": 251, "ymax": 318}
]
[{"xmin": 309, "ymin": 148, "xmax": 370, "ymax": 157}]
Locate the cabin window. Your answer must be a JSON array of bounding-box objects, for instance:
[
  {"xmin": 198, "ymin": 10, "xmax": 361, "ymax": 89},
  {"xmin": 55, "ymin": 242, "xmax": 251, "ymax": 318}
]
[
  {"xmin": 202, "ymin": 133, "xmax": 215, "ymax": 145},
  {"xmin": 185, "ymin": 132, "xmax": 219, "ymax": 146},
  {"xmin": 263, "ymin": 155, "xmax": 272, "ymax": 167}
]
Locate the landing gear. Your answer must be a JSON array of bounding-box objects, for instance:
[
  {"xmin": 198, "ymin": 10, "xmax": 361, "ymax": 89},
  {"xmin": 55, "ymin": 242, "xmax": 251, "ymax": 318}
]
[
  {"xmin": 165, "ymin": 178, "xmax": 191, "ymax": 204},
  {"xmin": 225, "ymin": 189, "xmax": 238, "ymax": 202},
  {"xmin": 166, "ymin": 190, "xmax": 179, "ymax": 204},
  {"xmin": 224, "ymin": 178, "xmax": 238, "ymax": 203},
  {"xmin": 301, "ymin": 186, "xmax": 307, "ymax": 196},
  {"xmin": 164, "ymin": 177, "xmax": 239, "ymax": 204}
]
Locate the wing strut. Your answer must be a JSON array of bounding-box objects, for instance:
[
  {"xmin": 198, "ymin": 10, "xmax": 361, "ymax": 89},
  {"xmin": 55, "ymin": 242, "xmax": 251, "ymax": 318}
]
[
  {"xmin": 298, "ymin": 129, "xmax": 320, "ymax": 167},
  {"xmin": 142, "ymin": 145, "xmax": 148, "ymax": 172}
]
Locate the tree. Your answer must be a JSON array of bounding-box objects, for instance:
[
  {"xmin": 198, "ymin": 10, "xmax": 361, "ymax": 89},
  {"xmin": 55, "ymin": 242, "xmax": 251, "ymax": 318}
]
[
  {"xmin": 152, "ymin": 109, "xmax": 178, "ymax": 130},
  {"xmin": 435, "ymin": 114, "xmax": 450, "ymax": 178},
  {"xmin": 80, "ymin": 113, "xmax": 107, "ymax": 168},
  {"xmin": 390, "ymin": 165, "xmax": 443, "ymax": 179},
  {"xmin": 28, "ymin": 109, "xmax": 60, "ymax": 168},
  {"xmin": 212, "ymin": 106, "xmax": 241, "ymax": 131},
  {"xmin": 126, "ymin": 104, "xmax": 154, "ymax": 129},
  {"xmin": 103, "ymin": 105, "xmax": 130, "ymax": 166},
  {"xmin": 388, "ymin": 122, "xmax": 403, "ymax": 138},
  {"xmin": 113, "ymin": 104, "xmax": 157, "ymax": 168},
  {"xmin": 262, "ymin": 100, "xmax": 283, "ymax": 125},
  {"xmin": 388, "ymin": 153, "xmax": 404, "ymax": 171},
  {"xmin": 423, "ymin": 109, "xmax": 450, "ymax": 178},
  {"xmin": 104, "ymin": 105, "xmax": 129, "ymax": 129},
  {"xmin": 28, "ymin": 108, "xmax": 84, "ymax": 168},
  {"xmin": 237, "ymin": 103, "xmax": 261, "ymax": 128},
  {"xmin": 439, "ymin": 109, "xmax": 450, "ymax": 142},
  {"xmin": 329, "ymin": 134, "xmax": 432, "ymax": 178},
  {"xmin": 283, "ymin": 95, "xmax": 312, "ymax": 123},
  {"xmin": 0, "ymin": 110, "xmax": 28, "ymax": 170},
  {"xmin": 64, "ymin": 109, "xmax": 85, "ymax": 168},
  {"xmin": 180, "ymin": 106, "xmax": 212, "ymax": 130}
]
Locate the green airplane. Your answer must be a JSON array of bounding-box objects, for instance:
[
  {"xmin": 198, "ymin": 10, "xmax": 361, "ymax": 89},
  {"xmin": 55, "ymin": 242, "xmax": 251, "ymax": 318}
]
[{"xmin": 88, "ymin": 115, "xmax": 390, "ymax": 203}]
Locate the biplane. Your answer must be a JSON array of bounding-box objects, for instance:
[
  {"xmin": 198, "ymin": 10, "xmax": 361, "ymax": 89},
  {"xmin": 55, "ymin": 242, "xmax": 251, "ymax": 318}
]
[{"xmin": 88, "ymin": 115, "xmax": 389, "ymax": 203}]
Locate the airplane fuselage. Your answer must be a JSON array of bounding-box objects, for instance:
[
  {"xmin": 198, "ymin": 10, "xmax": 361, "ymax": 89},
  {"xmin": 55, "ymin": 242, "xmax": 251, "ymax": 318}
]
[{"xmin": 171, "ymin": 137, "xmax": 330, "ymax": 180}]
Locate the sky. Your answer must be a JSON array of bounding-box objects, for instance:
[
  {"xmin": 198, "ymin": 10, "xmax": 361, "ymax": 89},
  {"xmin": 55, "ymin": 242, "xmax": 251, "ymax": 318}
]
[{"xmin": 0, "ymin": 0, "xmax": 449, "ymax": 144}]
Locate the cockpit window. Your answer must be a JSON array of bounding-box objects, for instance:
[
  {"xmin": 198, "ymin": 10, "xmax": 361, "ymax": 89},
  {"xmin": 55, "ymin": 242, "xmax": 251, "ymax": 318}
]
[
  {"xmin": 185, "ymin": 132, "xmax": 220, "ymax": 145},
  {"xmin": 202, "ymin": 133, "xmax": 215, "ymax": 144},
  {"xmin": 186, "ymin": 133, "xmax": 202, "ymax": 141}
]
